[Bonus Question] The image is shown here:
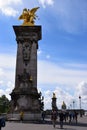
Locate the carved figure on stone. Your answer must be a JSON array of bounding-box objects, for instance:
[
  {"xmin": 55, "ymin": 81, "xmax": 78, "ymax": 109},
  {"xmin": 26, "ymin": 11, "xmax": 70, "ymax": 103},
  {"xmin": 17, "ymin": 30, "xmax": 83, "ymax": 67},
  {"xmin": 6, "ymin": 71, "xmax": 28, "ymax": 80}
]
[
  {"xmin": 17, "ymin": 96, "xmax": 31, "ymax": 110},
  {"xmin": 18, "ymin": 69, "xmax": 30, "ymax": 82},
  {"xmin": 17, "ymin": 69, "xmax": 33, "ymax": 91},
  {"xmin": 22, "ymin": 42, "xmax": 32, "ymax": 65},
  {"xmin": 33, "ymin": 100, "xmax": 40, "ymax": 111},
  {"xmin": 18, "ymin": 7, "xmax": 40, "ymax": 26}
]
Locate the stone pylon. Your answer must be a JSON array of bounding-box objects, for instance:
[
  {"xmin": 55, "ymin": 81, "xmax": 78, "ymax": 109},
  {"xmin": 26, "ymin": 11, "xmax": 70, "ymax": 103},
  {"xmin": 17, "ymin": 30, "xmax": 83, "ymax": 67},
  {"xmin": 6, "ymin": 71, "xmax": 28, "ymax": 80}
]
[
  {"xmin": 10, "ymin": 26, "xmax": 42, "ymax": 120},
  {"xmin": 52, "ymin": 93, "xmax": 58, "ymax": 111}
]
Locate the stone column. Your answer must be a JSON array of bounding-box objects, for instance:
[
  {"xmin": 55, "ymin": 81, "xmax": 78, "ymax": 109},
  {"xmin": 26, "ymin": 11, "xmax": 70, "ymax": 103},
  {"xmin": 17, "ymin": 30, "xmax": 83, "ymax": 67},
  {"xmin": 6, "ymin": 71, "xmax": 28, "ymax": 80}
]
[
  {"xmin": 52, "ymin": 93, "xmax": 58, "ymax": 111},
  {"xmin": 10, "ymin": 26, "xmax": 42, "ymax": 120}
]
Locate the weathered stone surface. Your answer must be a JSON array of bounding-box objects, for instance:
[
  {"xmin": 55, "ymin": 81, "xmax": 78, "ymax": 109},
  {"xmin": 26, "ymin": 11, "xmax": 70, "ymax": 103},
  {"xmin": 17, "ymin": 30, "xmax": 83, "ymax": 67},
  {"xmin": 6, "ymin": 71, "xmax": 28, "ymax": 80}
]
[
  {"xmin": 52, "ymin": 97, "xmax": 58, "ymax": 111},
  {"xmin": 10, "ymin": 26, "xmax": 42, "ymax": 119}
]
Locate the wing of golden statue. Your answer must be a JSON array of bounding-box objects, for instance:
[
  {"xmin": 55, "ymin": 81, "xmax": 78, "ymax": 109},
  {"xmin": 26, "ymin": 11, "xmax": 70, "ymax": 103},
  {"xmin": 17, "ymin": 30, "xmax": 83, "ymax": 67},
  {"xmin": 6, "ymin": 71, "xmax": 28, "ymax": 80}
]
[
  {"xmin": 30, "ymin": 7, "xmax": 40, "ymax": 15},
  {"xmin": 18, "ymin": 7, "xmax": 40, "ymax": 26}
]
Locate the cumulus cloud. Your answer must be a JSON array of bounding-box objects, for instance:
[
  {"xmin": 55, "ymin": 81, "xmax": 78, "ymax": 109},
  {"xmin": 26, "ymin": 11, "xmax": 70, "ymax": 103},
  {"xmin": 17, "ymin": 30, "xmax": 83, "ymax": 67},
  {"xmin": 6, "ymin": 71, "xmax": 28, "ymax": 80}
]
[
  {"xmin": 0, "ymin": 81, "xmax": 14, "ymax": 100},
  {"xmin": 0, "ymin": 54, "xmax": 16, "ymax": 69},
  {"xmin": 38, "ymin": 60, "xmax": 87, "ymax": 86},
  {"xmin": 5, "ymin": 81, "xmax": 14, "ymax": 99},
  {"xmin": 0, "ymin": 89, "xmax": 5, "ymax": 96},
  {"xmin": 0, "ymin": 68, "xmax": 4, "ymax": 76},
  {"xmin": 37, "ymin": 59, "xmax": 87, "ymax": 110},
  {"xmin": 0, "ymin": 54, "xmax": 15, "ymax": 84},
  {"xmin": 2, "ymin": 7, "xmax": 18, "ymax": 17},
  {"xmin": 43, "ymin": 87, "xmax": 74, "ymax": 110},
  {"xmin": 0, "ymin": 54, "xmax": 15, "ymax": 99},
  {"xmin": 0, "ymin": 53, "xmax": 87, "ymax": 109},
  {"xmin": 75, "ymin": 81, "xmax": 87, "ymax": 109},
  {"xmin": 0, "ymin": 80, "xmax": 3, "ymax": 85},
  {"xmin": 38, "ymin": 0, "xmax": 54, "ymax": 8},
  {"xmin": 43, "ymin": 82, "xmax": 87, "ymax": 110},
  {"xmin": 0, "ymin": 0, "xmax": 22, "ymax": 16},
  {"xmin": 43, "ymin": 90, "xmax": 52, "ymax": 109}
]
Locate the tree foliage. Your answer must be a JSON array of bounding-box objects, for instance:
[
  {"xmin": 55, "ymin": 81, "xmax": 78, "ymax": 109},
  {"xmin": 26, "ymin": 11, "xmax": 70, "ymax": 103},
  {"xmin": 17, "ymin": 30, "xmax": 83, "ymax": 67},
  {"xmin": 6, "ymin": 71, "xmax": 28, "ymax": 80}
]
[{"xmin": 0, "ymin": 95, "xmax": 10, "ymax": 113}]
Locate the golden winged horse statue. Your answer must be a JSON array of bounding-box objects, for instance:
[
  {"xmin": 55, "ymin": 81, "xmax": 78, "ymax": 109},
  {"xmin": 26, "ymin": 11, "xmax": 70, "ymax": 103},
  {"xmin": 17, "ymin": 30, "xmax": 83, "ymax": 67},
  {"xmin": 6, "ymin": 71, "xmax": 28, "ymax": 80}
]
[{"xmin": 18, "ymin": 7, "xmax": 40, "ymax": 26}]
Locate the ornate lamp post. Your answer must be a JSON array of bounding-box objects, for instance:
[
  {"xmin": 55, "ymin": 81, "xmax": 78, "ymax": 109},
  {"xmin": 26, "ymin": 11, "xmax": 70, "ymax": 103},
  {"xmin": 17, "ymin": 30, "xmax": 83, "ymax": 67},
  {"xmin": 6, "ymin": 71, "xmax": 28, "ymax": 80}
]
[
  {"xmin": 79, "ymin": 96, "xmax": 82, "ymax": 117},
  {"xmin": 73, "ymin": 101, "xmax": 75, "ymax": 109}
]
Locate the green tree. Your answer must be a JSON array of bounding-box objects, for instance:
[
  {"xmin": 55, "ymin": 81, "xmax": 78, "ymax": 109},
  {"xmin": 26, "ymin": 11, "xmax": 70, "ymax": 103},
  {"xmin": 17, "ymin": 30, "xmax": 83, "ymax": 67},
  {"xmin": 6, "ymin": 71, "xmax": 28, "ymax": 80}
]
[{"xmin": 0, "ymin": 95, "xmax": 10, "ymax": 113}]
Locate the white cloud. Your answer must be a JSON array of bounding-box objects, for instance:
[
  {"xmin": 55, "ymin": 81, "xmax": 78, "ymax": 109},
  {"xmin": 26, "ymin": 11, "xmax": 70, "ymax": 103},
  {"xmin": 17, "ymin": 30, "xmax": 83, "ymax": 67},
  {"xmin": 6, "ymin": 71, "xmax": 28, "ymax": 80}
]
[
  {"xmin": 38, "ymin": 60, "xmax": 87, "ymax": 86},
  {"xmin": 0, "ymin": 80, "xmax": 3, "ymax": 86},
  {"xmin": 43, "ymin": 90, "xmax": 52, "ymax": 109},
  {"xmin": 2, "ymin": 7, "xmax": 18, "ymax": 17},
  {"xmin": 43, "ymin": 87, "xmax": 75, "ymax": 110},
  {"xmin": 0, "ymin": 81, "xmax": 14, "ymax": 100},
  {"xmin": 0, "ymin": 54, "xmax": 16, "ymax": 69},
  {"xmin": 38, "ymin": 0, "xmax": 54, "ymax": 8},
  {"xmin": 0, "ymin": 0, "xmax": 22, "ymax": 16},
  {"xmin": 0, "ymin": 89, "xmax": 5, "ymax": 96},
  {"xmin": 0, "ymin": 54, "xmax": 15, "ymax": 99},
  {"xmin": 0, "ymin": 68, "xmax": 4, "ymax": 76},
  {"xmin": 37, "ymin": 60, "xmax": 87, "ymax": 110},
  {"xmin": 43, "ymin": 82, "xmax": 87, "ymax": 110},
  {"xmin": 75, "ymin": 81, "xmax": 87, "ymax": 110},
  {"xmin": 54, "ymin": 87, "xmax": 73, "ymax": 109},
  {"xmin": 5, "ymin": 81, "xmax": 14, "ymax": 99},
  {"xmin": 0, "ymin": 53, "xmax": 87, "ymax": 109},
  {"xmin": 0, "ymin": 73, "xmax": 14, "ymax": 99}
]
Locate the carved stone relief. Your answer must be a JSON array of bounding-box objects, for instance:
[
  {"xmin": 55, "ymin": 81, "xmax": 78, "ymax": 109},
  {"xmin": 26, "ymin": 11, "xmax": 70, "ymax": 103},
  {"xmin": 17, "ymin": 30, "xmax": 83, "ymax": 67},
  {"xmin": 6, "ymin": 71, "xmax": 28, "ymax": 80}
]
[
  {"xmin": 17, "ymin": 69, "xmax": 33, "ymax": 91},
  {"xmin": 22, "ymin": 41, "xmax": 32, "ymax": 65},
  {"xmin": 17, "ymin": 96, "xmax": 32, "ymax": 110}
]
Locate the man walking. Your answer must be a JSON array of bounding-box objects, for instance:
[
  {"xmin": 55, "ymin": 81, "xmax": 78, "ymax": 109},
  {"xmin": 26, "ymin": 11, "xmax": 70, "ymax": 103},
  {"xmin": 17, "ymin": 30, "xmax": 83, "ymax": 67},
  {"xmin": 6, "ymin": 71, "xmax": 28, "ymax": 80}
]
[
  {"xmin": 51, "ymin": 109, "xmax": 57, "ymax": 128},
  {"xmin": 59, "ymin": 111, "xmax": 64, "ymax": 129}
]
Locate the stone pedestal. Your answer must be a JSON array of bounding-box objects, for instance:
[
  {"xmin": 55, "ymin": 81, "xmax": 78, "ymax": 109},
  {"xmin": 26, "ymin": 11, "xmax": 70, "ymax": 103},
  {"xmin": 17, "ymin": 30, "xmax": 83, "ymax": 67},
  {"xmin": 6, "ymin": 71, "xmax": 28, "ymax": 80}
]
[
  {"xmin": 52, "ymin": 97, "xmax": 58, "ymax": 111},
  {"xmin": 52, "ymin": 93, "xmax": 58, "ymax": 111},
  {"xmin": 10, "ymin": 26, "xmax": 42, "ymax": 120}
]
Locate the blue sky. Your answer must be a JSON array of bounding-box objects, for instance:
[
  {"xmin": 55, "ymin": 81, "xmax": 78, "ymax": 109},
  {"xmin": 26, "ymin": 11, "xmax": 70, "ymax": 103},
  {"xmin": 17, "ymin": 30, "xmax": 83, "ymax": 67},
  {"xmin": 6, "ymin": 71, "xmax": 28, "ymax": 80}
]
[{"xmin": 0, "ymin": 0, "xmax": 87, "ymax": 110}]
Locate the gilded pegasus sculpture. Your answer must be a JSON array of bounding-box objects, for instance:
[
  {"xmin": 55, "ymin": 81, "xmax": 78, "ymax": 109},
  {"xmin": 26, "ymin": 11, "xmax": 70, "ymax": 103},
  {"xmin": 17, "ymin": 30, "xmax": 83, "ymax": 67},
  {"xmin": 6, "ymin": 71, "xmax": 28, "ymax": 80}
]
[{"xmin": 18, "ymin": 7, "xmax": 40, "ymax": 26}]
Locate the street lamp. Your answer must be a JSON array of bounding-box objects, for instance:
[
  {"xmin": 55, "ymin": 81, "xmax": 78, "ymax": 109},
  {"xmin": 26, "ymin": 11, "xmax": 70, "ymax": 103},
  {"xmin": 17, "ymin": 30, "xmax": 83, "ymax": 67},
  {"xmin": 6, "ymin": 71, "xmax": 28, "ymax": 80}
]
[
  {"xmin": 79, "ymin": 96, "xmax": 82, "ymax": 117},
  {"xmin": 73, "ymin": 101, "xmax": 75, "ymax": 109}
]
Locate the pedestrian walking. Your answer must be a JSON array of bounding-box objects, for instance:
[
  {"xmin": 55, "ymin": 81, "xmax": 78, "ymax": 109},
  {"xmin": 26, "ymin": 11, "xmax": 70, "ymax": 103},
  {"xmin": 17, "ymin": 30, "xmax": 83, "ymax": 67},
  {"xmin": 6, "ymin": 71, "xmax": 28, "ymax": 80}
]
[
  {"xmin": 69, "ymin": 111, "xmax": 72, "ymax": 124},
  {"xmin": 41, "ymin": 111, "xmax": 45, "ymax": 122},
  {"xmin": 59, "ymin": 111, "xmax": 64, "ymax": 129},
  {"xmin": 51, "ymin": 109, "xmax": 57, "ymax": 128},
  {"xmin": 74, "ymin": 111, "xmax": 78, "ymax": 124},
  {"xmin": 0, "ymin": 118, "xmax": 6, "ymax": 130}
]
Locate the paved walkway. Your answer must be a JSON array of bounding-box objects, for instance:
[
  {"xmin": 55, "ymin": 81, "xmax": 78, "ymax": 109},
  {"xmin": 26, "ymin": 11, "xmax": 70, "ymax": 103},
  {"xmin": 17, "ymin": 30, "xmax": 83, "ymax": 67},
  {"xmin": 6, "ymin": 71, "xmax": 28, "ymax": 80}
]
[{"xmin": 2, "ymin": 116, "xmax": 87, "ymax": 130}]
